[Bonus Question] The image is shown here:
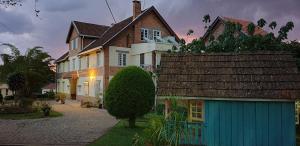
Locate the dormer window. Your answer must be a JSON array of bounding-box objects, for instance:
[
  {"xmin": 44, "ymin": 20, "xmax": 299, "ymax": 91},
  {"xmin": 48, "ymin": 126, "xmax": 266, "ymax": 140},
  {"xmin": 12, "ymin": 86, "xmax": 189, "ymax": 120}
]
[
  {"xmin": 141, "ymin": 28, "xmax": 149, "ymax": 41},
  {"xmin": 153, "ymin": 30, "xmax": 161, "ymax": 41},
  {"xmin": 70, "ymin": 37, "xmax": 79, "ymax": 50}
]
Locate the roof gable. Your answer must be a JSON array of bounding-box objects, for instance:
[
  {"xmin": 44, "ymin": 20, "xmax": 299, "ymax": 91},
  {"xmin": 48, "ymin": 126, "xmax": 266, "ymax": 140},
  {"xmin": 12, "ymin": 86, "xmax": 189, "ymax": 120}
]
[
  {"xmin": 157, "ymin": 52, "xmax": 300, "ymax": 100},
  {"xmin": 55, "ymin": 52, "xmax": 69, "ymax": 63},
  {"xmin": 203, "ymin": 16, "xmax": 268, "ymax": 41},
  {"xmin": 80, "ymin": 6, "xmax": 179, "ymax": 53},
  {"xmin": 66, "ymin": 21, "xmax": 110, "ymax": 43}
]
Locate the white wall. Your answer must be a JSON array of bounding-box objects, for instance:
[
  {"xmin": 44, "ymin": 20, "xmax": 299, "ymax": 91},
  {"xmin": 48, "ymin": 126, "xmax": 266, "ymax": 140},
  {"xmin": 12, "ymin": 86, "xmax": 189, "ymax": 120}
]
[
  {"xmin": 109, "ymin": 46, "xmax": 131, "ymax": 66},
  {"xmin": 57, "ymin": 79, "xmax": 70, "ymax": 94},
  {"xmin": 76, "ymin": 76, "xmax": 104, "ymax": 98},
  {"xmin": 0, "ymin": 83, "xmax": 13, "ymax": 96}
]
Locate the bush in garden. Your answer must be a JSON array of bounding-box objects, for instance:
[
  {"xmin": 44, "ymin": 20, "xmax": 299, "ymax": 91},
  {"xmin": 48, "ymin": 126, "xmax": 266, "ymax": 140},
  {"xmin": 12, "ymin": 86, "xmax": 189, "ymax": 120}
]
[
  {"xmin": 156, "ymin": 104, "xmax": 165, "ymax": 115},
  {"xmin": 104, "ymin": 66, "xmax": 155, "ymax": 128},
  {"xmin": 7, "ymin": 72, "xmax": 25, "ymax": 96},
  {"xmin": 0, "ymin": 93, "xmax": 3, "ymax": 104}
]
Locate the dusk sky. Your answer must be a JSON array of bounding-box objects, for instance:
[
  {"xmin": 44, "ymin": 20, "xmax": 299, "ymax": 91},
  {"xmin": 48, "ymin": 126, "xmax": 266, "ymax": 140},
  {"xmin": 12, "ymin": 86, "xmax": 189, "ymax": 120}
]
[{"xmin": 0, "ymin": 0, "xmax": 299, "ymax": 60}]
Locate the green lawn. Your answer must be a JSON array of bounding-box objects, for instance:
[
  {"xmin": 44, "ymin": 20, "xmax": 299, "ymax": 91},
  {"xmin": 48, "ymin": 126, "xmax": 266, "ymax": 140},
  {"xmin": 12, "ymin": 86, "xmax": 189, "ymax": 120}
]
[
  {"xmin": 0, "ymin": 110, "xmax": 63, "ymax": 120},
  {"xmin": 88, "ymin": 115, "xmax": 153, "ymax": 146}
]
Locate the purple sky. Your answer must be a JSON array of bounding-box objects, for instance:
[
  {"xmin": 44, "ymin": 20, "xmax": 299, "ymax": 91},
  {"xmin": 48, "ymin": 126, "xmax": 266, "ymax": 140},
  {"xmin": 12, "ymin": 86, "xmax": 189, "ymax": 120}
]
[{"xmin": 0, "ymin": 0, "xmax": 299, "ymax": 60}]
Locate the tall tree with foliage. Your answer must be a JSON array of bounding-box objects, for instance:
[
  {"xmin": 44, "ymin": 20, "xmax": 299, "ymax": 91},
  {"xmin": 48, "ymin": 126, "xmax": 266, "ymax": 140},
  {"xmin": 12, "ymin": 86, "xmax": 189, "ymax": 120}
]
[
  {"xmin": 177, "ymin": 15, "xmax": 300, "ymax": 69},
  {"xmin": 0, "ymin": 44, "xmax": 54, "ymax": 97},
  {"xmin": 7, "ymin": 72, "xmax": 25, "ymax": 96},
  {"xmin": 104, "ymin": 66, "xmax": 155, "ymax": 128}
]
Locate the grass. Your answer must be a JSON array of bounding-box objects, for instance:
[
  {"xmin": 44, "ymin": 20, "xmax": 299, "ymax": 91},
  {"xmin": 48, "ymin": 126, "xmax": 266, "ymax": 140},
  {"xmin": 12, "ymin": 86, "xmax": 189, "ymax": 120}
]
[
  {"xmin": 0, "ymin": 110, "xmax": 63, "ymax": 120},
  {"xmin": 88, "ymin": 114, "xmax": 156, "ymax": 146}
]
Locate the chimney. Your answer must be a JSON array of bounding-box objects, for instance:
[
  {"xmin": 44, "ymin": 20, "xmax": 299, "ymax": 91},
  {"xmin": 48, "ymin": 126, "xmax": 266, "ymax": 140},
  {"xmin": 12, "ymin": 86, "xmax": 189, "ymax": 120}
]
[{"xmin": 133, "ymin": 0, "xmax": 141, "ymax": 20}]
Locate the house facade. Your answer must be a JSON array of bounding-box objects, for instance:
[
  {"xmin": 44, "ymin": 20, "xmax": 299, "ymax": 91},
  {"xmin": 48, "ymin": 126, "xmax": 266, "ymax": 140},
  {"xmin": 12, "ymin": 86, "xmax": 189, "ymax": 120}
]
[
  {"xmin": 202, "ymin": 16, "xmax": 268, "ymax": 45},
  {"xmin": 55, "ymin": 0, "xmax": 179, "ymax": 101},
  {"xmin": 158, "ymin": 52, "xmax": 300, "ymax": 146}
]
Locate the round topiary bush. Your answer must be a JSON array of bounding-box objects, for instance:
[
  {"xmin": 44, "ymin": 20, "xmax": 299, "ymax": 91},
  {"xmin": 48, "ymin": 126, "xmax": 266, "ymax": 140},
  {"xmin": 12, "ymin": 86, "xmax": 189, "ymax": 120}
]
[{"xmin": 104, "ymin": 66, "xmax": 155, "ymax": 128}]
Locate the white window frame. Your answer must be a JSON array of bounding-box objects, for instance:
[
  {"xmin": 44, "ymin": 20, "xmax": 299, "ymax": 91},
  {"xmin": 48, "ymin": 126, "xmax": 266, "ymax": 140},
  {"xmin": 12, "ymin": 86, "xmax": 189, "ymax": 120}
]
[
  {"xmin": 78, "ymin": 58, "xmax": 81, "ymax": 70},
  {"xmin": 86, "ymin": 55, "xmax": 89, "ymax": 69},
  {"xmin": 118, "ymin": 52, "xmax": 127, "ymax": 67},
  {"xmin": 153, "ymin": 30, "xmax": 161, "ymax": 41},
  {"xmin": 72, "ymin": 58, "xmax": 76, "ymax": 71},
  {"xmin": 141, "ymin": 28, "xmax": 149, "ymax": 41},
  {"xmin": 71, "ymin": 37, "xmax": 78, "ymax": 50},
  {"xmin": 83, "ymin": 81, "xmax": 89, "ymax": 96},
  {"xmin": 97, "ymin": 53, "xmax": 101, "ymax": 66},
  {"xmin": 189, "ymin": 100, "xmax": 204, "ymax": 122}
]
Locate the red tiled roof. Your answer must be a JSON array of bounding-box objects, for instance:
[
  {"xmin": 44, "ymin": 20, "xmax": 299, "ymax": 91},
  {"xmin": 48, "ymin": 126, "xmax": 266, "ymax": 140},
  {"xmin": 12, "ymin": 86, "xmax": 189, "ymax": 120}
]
[
  {"xmin": 42, "ymin": 83, "xmax": 56, "ymax": 90},
  {"xmin": 222, "ymin": 16, "xmax": 268, "ymax": 36},
  {"xmin": 203, "ymin": 16, "xmax": 268, "ymax": 40}
]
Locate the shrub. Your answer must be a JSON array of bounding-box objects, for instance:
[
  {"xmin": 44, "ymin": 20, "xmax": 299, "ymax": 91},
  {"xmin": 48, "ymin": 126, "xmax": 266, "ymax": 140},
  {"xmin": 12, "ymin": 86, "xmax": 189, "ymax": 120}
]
[
  {"xmin": 105, "ymin": 66, "xmax": 155, "ymax": 128},
  {"xmin": 156, "ymin": 104, "xmax": 165, "ymax": 115},
  {"xmin": 4, "ymin": 95, "xmax": 14, "ymax": 100},
  {"xmin": 7, "ymin": 72, "xmax": 25, "ymax": 96},
  {"xmin": 41, "ymin": 103, "xmax": 51, "ymax": 116},
  {"xmin": 55, "ymin": 92, "xmax": 66, "ymax": 104},
  {"xmin": 46, "ymin": 91, "xmax": 55, "ymax": 99},
  {"xmin": 0, "ymin": 93, "xmax": 3, "ymax": 104},
  {"xmin": 81, "ymin": 96, "xmax": 100, "ymax": 108}
]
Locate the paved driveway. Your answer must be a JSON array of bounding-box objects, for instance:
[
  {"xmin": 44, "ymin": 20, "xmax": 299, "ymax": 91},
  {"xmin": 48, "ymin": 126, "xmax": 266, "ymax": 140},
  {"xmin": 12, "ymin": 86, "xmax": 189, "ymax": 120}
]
[{"xmin": 0, "ymin": 100, "xmax": 118, "ymax": 146}]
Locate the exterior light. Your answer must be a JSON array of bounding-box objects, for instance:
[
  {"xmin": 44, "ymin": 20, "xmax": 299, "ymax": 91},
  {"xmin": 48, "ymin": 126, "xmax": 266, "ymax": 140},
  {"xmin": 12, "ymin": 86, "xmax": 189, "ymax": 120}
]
[{"xmin": 89, "ymin": 69, "xmax": 96, "ymax": 80}]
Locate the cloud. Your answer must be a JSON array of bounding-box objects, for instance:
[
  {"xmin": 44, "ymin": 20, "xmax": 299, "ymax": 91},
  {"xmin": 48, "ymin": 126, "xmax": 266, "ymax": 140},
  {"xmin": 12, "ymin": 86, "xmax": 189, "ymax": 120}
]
[
  {"xmin": 41, "ymin": 0, "xmax": 87, "ymax": 12},
  {"xmin": 0, "ymin": 0, "xmax": 300, "ymax": 60},
  {"xmin": 0, "ymin": 9, "xmax": 34, "ymax": 34}
]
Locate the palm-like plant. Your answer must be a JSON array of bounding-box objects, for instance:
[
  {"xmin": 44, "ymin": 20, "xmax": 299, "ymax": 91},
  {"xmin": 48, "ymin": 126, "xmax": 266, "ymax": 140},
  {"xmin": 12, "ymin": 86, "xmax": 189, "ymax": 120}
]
[
  {"xmin": 257, "ymin": 18, "xmax": 267, "ymax": 28},
  {"xmin": 0, "ymin": 44, "xmax": 54, "ymax": 97}
]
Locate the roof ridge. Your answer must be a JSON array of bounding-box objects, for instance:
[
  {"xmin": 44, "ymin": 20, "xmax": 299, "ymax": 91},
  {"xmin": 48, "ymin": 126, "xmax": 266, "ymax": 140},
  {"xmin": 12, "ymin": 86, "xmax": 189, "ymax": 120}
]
[{"xmin": 73, "ymin": 20, "xmax": 110, "ymax": 28}]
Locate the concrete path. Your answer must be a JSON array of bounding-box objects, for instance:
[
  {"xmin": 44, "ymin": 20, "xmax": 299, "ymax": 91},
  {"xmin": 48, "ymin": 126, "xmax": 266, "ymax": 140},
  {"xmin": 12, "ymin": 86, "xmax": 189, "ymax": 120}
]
[{"xmin": 0, "ymin": 100, "xmax": 118, "ymax": 146}]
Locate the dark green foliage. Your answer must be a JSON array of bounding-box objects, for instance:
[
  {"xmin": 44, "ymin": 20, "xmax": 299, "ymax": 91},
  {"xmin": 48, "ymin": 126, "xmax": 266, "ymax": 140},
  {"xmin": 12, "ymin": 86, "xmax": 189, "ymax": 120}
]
[
  {"xmin": 269, "ymin": 21, "xmax": 277, "ymax": 30},
  {"xmin": 203, "ymin": 14, "xmax": 211, "ymax": 29},
  {"xmin": 37, "ymin": 91, "xmax": 55, "ymax": 99},
  {"xmin": 0, "ymin": 44, "xmax": 54, "ymax": 97},
  {"xmin": 0, "ymin": 93, "xmax": 3, "ymax": 103},
  {"xmin": 178, "ymin": 16, "xmax": 300, "ymax": 69},
  {"xmin": 156, "ymin": 104, "xmax": 165, "ymax": 115},
  {"xmin": 247, "ymin": 22, "xmax": 255, "ymax": 35},
  {"xmin": 7, "ymin": 72, "xmax": 25, "ymax": 94},
  {"xmin": 4, "ymin": 95, "xmax": 14, "ymax": 100},
  {"xmin": 186, "ymin": 29, "xmax": 194, "ymax": 36},
  {"xmin": 257, "ymin": 18, "xmax": 267, "ymax": 28},
  {"xmin": 104, "ymin": 66, "xmax": 155, "ymax": 128}
]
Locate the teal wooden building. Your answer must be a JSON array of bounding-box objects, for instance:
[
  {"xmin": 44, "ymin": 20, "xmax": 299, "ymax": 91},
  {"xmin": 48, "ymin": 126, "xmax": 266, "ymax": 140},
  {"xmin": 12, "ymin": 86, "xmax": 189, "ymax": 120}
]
[{"xmin": 158, "ymin": 52, "xmax": 300, "ymax": 146}]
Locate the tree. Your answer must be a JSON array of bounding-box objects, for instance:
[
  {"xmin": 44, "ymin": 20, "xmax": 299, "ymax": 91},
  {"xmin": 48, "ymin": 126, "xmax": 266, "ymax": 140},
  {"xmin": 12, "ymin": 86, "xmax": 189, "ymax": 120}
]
[
  {"xmin": 7, "ymin": 72, "xmax": 25, "ymax": 96},
  {"xmin": 203, "ymin": 14, "xmax": 211, "ymax": 29},
  {"xmin": 257, "ymin": 18, "xmax": 267, "ymax": 28},
  {"xmin": 269, "ymin": 21, "xmax": 277, "ymax": 30},
  {"xmin": 186, "ymin": 29, "xmax": 194, "ymax": 36},
  {"xmin": 177, "ymin": 16, "xmax": 300, "ymax": 70},
  {"xmin": 0, "ymin": 44, "xmax": 54, "ymax": 97},
  {"xmin": 104, "ymin": 66, "xmax": 155, "ymax": 128}
]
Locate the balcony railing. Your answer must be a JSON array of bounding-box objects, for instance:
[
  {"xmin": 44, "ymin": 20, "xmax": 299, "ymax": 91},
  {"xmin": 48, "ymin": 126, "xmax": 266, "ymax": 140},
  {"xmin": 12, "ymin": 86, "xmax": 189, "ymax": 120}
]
[{"xmin": 166, "ymin": 121, "xmax": 206, "ymax": 146}]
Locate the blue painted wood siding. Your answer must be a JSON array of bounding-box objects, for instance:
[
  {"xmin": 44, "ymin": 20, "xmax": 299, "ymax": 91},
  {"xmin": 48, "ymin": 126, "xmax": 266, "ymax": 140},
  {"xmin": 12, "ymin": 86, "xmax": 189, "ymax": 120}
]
[{"xmin": 203, "ymin": 101, "xmax": 295, "ymax": 146}]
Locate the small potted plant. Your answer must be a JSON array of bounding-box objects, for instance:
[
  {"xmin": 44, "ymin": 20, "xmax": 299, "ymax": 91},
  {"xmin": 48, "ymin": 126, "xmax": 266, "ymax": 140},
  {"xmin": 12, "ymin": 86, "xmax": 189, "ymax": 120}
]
[
  {"xmin": 41, "ymin": 103, "xmax": 51, "ymax": 117},
  {"xmin": 60, "ymin": 93, "xmax": 66, "ymax": 104},
  {"xmin": 55, "ymin": 93, "xmax": 60, "ymax": 102}
]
